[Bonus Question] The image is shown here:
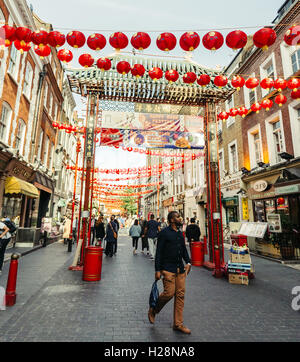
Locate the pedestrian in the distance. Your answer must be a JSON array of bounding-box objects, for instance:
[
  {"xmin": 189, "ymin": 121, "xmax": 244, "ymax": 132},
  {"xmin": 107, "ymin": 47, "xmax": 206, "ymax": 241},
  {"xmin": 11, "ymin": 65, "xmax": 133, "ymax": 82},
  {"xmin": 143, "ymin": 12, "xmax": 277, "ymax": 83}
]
[
  {"xmin": 129, "ymin": 219, "xmax": 142, "ymax": 255},
  {"xmin": 185, "ymin": 218, "xmax": 201, "ymax": 253},
  {"xmin": 95, "ymin": 215, "xmax": 105, "ymax": 247},
  {"xmin": 72, "ymin": 217, "xmax": 78, "ymax": 244},
  {"xmin": 148, "ymin": 211, "xmax": 192, "ymax": 334},
  {"xmin": 0, "ymin": 218, "xmax": 12, "ymax": 275},
  {"xmin": 90, "ymin": 214, "xmax": 96, "ymax": 245},
  {"xmin": 160, "ymin": 217, "xmax": 167, "ymax": 230},
  {"xmin": 113, "ymin": 215, "xmax": 119, "ymax": 255},
  {"xmin": 144, "ymin": 214, "xmax": 161, "ymax": 260},
  {"xmin": 105, "ymin": 215, "xmax": 118, "ymax": 257},
  {"xmin": 140, "ymin": 217, "xmax": 149, "ymax": 255},
  {"xmin": 63, "ymin": 216, "xmax": 71, "ymax": 244}
]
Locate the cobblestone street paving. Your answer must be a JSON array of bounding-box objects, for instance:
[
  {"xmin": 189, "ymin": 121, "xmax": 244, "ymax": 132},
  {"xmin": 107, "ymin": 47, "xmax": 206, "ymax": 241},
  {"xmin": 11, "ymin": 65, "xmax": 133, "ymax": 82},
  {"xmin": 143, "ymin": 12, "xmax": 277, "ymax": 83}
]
[{"xmin": 0, "ymin": 237, "xmax": 300, "ymax": 342}]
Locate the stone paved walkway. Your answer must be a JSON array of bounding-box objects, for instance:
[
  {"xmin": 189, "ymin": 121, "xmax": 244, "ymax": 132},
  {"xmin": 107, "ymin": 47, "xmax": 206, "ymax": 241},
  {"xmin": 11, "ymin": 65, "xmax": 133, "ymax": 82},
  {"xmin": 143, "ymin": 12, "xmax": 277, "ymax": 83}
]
[{"xmin": 0, "ymin": 236, "xmax": 300, "ymax": 342}]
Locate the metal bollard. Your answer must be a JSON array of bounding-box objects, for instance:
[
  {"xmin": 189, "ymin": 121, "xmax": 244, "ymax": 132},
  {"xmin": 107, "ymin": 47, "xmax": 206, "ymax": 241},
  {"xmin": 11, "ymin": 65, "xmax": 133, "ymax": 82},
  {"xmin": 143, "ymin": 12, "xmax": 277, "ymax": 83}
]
[
  {"xmin": 212, "ymin": 245, "xmax": 223, "ymax": 278},
  {"xmin": 67, "ymin": 238, "xmax": 72, "ymax": 252},
  {"xmin": 42, "ymin": 231, "xmax": 47, "ymax": 247},
  {"xmin": 6, "ymin": 253, "xmax": 20, "ymax": 307}
]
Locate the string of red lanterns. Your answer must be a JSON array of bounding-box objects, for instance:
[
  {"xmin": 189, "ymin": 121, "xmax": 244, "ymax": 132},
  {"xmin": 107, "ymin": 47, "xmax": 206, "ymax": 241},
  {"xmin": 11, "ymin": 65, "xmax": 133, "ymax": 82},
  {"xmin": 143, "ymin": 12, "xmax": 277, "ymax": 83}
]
[{"xmin": 2, "ymin": 26, "xmax": 299, "ymax": 55}]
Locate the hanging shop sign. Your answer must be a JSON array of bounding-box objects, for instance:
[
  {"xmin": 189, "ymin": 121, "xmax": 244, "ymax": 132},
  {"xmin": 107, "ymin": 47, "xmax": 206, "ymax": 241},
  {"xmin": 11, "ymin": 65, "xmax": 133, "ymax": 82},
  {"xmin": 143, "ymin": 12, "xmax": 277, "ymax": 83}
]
[
  {"xmin": 242, "ymin": 197, "xmax": 249, "ymax": 220},
  {"xmin": 163, "ymin": 197, "xmax": 174, "ymax": 208},
  {"xmin": 275, "ymin": 184, "xmax": 300, "ymax": 195},
  {"xmin": 253, "ymin": 179, "xmax": 268, "ymax": 193}
]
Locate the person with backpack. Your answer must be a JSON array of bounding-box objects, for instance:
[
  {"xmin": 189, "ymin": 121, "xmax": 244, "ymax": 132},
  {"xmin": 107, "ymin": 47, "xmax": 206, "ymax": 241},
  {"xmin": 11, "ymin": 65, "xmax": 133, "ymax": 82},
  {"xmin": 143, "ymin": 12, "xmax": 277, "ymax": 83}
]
[
  {"xmin": 129, "ymin": 219, "xmax": 142, "ymax": 255},
  {"xmin": 0, "ymin": 217, "xmax": 14, "ymax": 275}
]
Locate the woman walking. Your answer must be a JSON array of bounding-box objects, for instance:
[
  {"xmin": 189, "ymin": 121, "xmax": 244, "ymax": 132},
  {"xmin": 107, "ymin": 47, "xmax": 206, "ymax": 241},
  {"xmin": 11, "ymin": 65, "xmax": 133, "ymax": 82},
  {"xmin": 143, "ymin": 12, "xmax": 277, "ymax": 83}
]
[
  {"xmin": 105, "ymin": 216, "xmax": 118, "ymax": 257},
  {"xmin": 95, "ymin": 215, "xmax": 105, "ymax": 247},
  {"xmin": 129, "ymin": 219, "xmax": 141, "ymax": 255}
]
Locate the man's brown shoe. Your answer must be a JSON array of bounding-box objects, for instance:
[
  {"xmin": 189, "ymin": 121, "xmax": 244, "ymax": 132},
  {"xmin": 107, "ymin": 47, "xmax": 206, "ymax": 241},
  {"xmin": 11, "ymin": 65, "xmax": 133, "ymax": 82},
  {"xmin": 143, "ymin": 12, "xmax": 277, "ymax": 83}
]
[
  {"xmin": 148, "ymin": 307, "xmax": 156, "ymax": 324},
  {"xmin": 173, "ymin": 325, "xmax": 191, "ymax": 334}
]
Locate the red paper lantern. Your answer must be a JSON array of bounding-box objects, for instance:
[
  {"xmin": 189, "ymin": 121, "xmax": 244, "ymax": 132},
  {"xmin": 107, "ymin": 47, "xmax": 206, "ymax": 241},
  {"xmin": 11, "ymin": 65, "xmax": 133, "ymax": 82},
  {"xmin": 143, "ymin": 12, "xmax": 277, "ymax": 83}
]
[
  {"xmin": 226, "ymin": 30, "xmax": 247, "ymax": 50},
  {"xmin": 251, "ymin": 102, "xmax": 262, "ymax": 113},
  {"xmin": 284, "ymin": 25, "xmax": 300, "ymax": 46},
  {"xmin": 275, "ymin": 94, "xmax": 287, "ymax": 107},
  {"xmin": 214, "ymin": 75, "xmax": 228, "ymax": 88},
  {"xmin": 260, "ymin": 77, "xmax": 274, "ymax": 91},
  {"xmin": 14, "ymin": 39, "xmax": 31, "ymax": 53},
  {"xmin": 109, "ymin": 32, "xmax": 128, "ymax": 50},
  {"xmin": 57, "ymin": 49, "xmax": 73, "ymax": 63},
  {"xmin": 131, "ymin": 63, "xmax": 145, "ymax": 77},
  {"xmin": 253, "ymin": 28, "xmax": 276, "ymax": 50},
  {"xmin": 66, "ymin": 31, "xmax": 86, "ymax": 48},
  {"xmin": 197, "ymin": 74, "xmax": 211, "ymax": 86},
  {"xmin": 156, "ymin": 32, "xmax": 177, "ymax": 51},
  {"xmin": 116, "ymin": 61, "xmax": 131, "ymax": 75},
  {"xmin": 47, "ymin": 31, "xmax": 65, "ymax": 48},
  {"xmin": 277, "ymin": 197, "xmax": 285, "ymax": 205},
  {"xmin": 291, "ymin": 89, "xmax": 300, "ymax": 100},
  {"xmin": 131, "ymin": 32, "xmax": 151, "ymax": 50},
  {"xmin": 96, "ymin": 57, "xmax": 111, "ymax": 71},
  {"xmin": 179, "ymin": 31, "xmax": 200, "ymax": 51},
  {"xmin": 274, "ymin": 78, "xmax": 287, "ymax": 92},
  {"xmin": 231, "ymin": 75, "xmax": 245, "ymax": 90},
  {"xmin": 183, "ymin": 72, "xmax": 197, "ymax": 84},
  {"xmin": 34, "ymin": 44, "xmax": 51, "ymax": 58},
  {"xmin": 202, "ymin": 31, "xmax": 224, "ymax": 50},
  {"xmin": 31, "ymin": 30, "xmax": 48, "ymax": 47},
  {"xmin": 237, "ymin": 106, "xmax": 248, "ymax": 118},
  {"xmin": 79, "ymin": 53, "xmax": 94, "ymax": 68},
  {"xmin": 287, "ymin": 78, "xmax": 300, "ymax": 91},
  {"xmin": 165, "ymin": 69, "xmax": 179, "ymax": 83},
  {"xmin": 15, "ymin": 27, "xmax": 32, "ymax": 43},
  {"xmin": 260, "ymin": 99, "xmax": 273, "ymax": 111},
  {"xmin": 87, "ymin": 33, "xmax": 106, "ymax": 51},
  {"xmin": 245, "ymin": 77, "xmax": 259, "ymax": 89},
  {"xmin": 218, "ymin": 111, "xmax": 229, "ymax": 121},
  {"xmin": 229, "ymin": 108, "xmax": 239, "ymax": 117},
  {"xmin": 0, "ymin": 25, "xmax": 16, "ymax": 47},
  {"xmin": 148, "ymin": 67, "xmax": 163, "ymax": 81}
]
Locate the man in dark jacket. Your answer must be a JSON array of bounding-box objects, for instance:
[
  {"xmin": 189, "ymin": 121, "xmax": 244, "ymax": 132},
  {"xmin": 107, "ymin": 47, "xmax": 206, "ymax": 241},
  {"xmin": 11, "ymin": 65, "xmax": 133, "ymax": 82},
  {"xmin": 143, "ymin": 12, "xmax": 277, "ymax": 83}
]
[
  {"xmin": 148, "ymin": 211, "xmax": 192, "ymax": 334},
  {"xmin": 112, "ymin": 215, "xmax": 119, "ymax": 255},
  {"xmin": 185, "ymin": 218, "xmax": 201, "ymax": 252},
  {"xmin": 139, "ymin": 217, "xmax": 149, "ymax": 255}
]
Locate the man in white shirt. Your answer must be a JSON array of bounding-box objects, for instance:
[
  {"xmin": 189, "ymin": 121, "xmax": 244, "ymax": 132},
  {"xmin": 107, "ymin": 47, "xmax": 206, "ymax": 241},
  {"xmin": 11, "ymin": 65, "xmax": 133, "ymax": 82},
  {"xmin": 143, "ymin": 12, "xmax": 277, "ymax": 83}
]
[{"xmin": 0, "ymin": 219, "xmax": 12, "ymax": 274}]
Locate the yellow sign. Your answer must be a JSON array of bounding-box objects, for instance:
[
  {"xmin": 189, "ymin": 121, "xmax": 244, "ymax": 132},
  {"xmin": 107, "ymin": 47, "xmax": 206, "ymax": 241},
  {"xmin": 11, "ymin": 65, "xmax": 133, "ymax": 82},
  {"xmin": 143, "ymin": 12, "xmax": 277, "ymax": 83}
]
[{"xmin": 242, "ymin": 197, "xmax": 249, "ymax": 220}]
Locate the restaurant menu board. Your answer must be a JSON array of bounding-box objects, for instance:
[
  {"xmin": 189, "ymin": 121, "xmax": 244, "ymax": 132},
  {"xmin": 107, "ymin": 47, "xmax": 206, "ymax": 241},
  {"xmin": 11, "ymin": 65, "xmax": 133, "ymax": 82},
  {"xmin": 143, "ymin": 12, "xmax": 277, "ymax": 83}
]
[
  {"xmin": 266, "ymin": 214, "xmax": 282, "ymax": 233},
  {"xmin": 238, "ymin": 222, "xmax": 268, "ymax": 238}
]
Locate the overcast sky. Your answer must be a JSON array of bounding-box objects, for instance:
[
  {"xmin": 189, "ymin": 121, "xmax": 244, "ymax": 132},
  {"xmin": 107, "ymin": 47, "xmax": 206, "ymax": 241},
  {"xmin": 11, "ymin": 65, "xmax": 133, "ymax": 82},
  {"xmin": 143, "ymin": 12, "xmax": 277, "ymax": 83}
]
[{"xmin": 28, "ymin": 0, "xmax": 286, "ymax": 174}]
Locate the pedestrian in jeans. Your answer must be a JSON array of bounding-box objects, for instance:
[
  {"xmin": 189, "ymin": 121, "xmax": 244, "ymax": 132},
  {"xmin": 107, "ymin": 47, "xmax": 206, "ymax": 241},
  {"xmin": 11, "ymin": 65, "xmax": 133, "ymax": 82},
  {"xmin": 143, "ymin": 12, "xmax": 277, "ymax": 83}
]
[
  {"xmin": 140, "ymin": 217, "xmax": 149, "ymax": 255},
  {"xmin": 144, "ymin": 214, "xmax": 161, "ymax": 260},
  {"xmin": 148, "ymin": 211, "xmax": 192, "ymax": 334},
  {"xmin": 0, "ymin": 219, "xmax": 12, "ymax": 275},
  {"xmin": 129, "ymin": 219, "xmax": 141, "ymax": 255},
  {"xmin": 95, "ymin": 215, "xmax": 105, "ymax": 247}
]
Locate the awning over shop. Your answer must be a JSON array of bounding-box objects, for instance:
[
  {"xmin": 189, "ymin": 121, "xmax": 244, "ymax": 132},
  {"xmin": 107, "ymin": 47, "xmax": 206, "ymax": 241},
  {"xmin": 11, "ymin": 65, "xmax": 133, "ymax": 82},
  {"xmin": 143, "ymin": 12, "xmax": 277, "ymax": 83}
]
[{"xmin": 5, "ymin": 177, "xmax": 39, "ymax": 198}]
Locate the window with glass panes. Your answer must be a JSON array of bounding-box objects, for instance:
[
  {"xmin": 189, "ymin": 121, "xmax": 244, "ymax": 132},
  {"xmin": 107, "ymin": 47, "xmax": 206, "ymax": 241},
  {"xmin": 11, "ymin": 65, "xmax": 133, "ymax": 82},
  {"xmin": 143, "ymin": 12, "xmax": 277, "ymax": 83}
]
[
  {"xmin": 230, "ymin": 143, "xmax": 238, "ymax": 173},
  {"xmin": 15, "ymin": 119, "xmax": 26, "ymax": 153},
  {"xmin": 266, "ymin": 63, "xmax": 275, "ymax": 77},
  {"xmin": 249, "ymin": 89, "xmax": 256, "ymax": 104},
  {"xmin": 8, "ymin": 45, "xmax": 18, "ymax": 75},
  {"xmin": 23, "ymin": 63, "xmax": 33, "ymax": 98},
  {"xmin": 272, "ymin": 121, "xmax": 284, "ymax": 161},
  {"xmin": 254, "ymin": 133, "xmax": 262, "ymax": 164},
  {"xmin": 0, "ymin": 103, "xmax": 11, "ymax": 141},
  {"xmin": 291, "ymin": 49, "xmax": 300, "ymax": 74}
]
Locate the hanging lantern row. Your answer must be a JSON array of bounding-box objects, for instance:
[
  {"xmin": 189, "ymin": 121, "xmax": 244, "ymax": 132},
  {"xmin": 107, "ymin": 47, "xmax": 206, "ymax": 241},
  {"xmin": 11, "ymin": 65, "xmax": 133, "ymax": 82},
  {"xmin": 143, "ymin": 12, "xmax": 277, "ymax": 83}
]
[
  {"xmin": 217, "ymin": 91, "xmax": 298, "ymax": 121},
  {"xmin": 2, "ymin": 26, "xmax": 300, "ymax": 55},
  {"xmin": 93, "ymin": 182, "xmax": 161, "ymax": 189}
]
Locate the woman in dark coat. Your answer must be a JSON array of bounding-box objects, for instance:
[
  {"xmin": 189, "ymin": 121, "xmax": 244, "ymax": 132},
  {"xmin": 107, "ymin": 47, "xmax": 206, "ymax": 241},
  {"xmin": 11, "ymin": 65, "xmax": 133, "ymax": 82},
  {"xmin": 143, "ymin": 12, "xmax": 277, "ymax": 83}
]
[
  {"xmin": 105, "ymin": 216, "xmax": 118, "ymax": 257},
  {"xmin": 95, "ymin": 216, "xmax": 105, "ymax": 247}
]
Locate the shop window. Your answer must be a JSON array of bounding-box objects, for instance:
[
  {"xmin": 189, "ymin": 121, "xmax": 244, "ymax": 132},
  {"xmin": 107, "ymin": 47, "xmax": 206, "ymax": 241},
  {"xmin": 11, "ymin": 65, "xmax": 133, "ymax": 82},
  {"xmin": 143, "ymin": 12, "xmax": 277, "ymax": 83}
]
[{"xmin": 254, "ymin": 200, "xmax": 266, "ymax": 222}]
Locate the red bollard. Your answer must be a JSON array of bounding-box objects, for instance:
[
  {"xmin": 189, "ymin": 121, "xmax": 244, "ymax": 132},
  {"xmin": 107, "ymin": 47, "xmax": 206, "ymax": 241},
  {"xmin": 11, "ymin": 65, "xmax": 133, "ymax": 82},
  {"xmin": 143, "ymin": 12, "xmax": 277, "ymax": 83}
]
[
  {"xmin": 213, "ymin": 246, "xmax": 223, "ymax": 278},
  {"xmin": 190, "ymin": 242, "xmax": 204, "ymax": 267},
  {"xmin": 82, "ymin": 246, "xmax": 103, "ymax": 281},
  {"xmin": 6, "ymin": 253, "xmax": 20, "ymax": 307}
]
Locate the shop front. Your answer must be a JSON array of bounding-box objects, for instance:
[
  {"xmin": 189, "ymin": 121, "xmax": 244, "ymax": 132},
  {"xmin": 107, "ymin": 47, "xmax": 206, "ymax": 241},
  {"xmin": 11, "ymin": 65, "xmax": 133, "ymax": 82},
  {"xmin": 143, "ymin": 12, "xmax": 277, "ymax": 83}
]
[
  {"xmin": 174, "ymin": 193, "xmax": 185, "ymax": 218},
  {"xmin": 162, "ymin": 197, "xmax": 174, "ymax": 218},
  {"xmin": 245, "ymin": 165, "xmax": 300, "ymax": 261}
]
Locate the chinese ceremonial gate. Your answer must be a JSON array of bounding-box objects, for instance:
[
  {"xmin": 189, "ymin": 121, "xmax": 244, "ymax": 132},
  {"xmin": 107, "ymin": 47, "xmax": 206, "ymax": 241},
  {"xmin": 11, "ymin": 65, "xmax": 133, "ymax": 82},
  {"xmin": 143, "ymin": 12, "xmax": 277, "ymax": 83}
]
[{"xmin": 67, "ymin": 53, "xmax": 234, "ymax": 276}]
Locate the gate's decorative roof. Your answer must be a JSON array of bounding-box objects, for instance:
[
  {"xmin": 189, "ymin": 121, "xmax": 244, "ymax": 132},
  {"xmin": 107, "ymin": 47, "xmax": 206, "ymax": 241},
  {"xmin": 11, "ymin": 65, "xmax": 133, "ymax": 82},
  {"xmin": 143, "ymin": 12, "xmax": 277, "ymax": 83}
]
[{"xmin": 66, "ymin": 54, "xmax": 234, "ymax": 106}]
